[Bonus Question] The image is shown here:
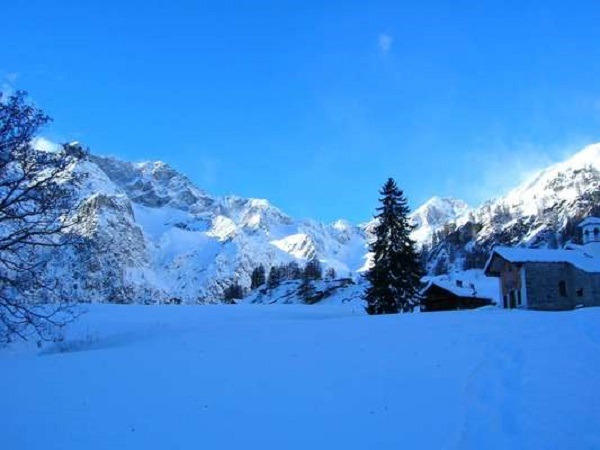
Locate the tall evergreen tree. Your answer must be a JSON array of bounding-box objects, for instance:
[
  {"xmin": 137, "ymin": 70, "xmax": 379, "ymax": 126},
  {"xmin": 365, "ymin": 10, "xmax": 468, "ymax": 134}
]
[
  {"xmin": 267, "ymin": 266, "xmax": 282, "ymax": 289},
  {"xmin": 250, "ymin": 265, "xmax": 266, "ymax": 290},
  {"xmin": 298, "ymin": 270, "xmax": 316, "ymax": 304},
  {"xmin": 304, "ymin": 258, "xmax": 323, "ymax": 280},
  {"xmin": 325, "ymin": 267, "xmax": 336, "ymax": 280},
  {"xmin": 223, "ymin": 283, "xmax": 244, "ymax": 303},
  {"xmin": 285, "ymin": 261, "xmax": 302, "ymax": 280},
  {"xmin": 364, "ymin": 178, "xmax": 422, "ymax": 314}
]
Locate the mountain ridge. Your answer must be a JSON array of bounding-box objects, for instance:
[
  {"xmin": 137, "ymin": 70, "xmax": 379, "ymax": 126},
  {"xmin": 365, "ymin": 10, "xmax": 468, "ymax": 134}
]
[{"xmin": 31, "ymin": 140, "xmax": 600, "ymax": 304}]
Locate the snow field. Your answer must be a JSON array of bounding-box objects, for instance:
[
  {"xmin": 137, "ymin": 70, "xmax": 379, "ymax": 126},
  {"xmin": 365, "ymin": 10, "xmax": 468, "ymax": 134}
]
[{"xmin": 2, "ymin": 305, "xmax": 600, "ymax": 449}]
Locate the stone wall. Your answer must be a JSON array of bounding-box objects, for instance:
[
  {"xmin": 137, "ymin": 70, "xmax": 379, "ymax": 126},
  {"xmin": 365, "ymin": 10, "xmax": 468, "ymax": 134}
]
[{"xmin": 523, "ymin": 262, "xmax": 600, "ymax": 310}]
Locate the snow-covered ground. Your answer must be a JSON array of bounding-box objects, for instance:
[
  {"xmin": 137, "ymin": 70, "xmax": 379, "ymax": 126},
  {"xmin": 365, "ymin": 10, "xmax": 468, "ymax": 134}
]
[{"xmin": 2, "ymin": 305, "xmax": 600, "ymax": 449}]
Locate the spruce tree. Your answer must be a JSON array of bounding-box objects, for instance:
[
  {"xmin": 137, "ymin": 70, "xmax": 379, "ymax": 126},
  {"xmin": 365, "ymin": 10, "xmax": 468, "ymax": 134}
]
[
  {"xmin": 304, "ymin": 258, "xmax": 323, "ymax": 280},
  {"xmin": 250, "ymin": 265, "xmax": 266, "ymax": 290},
  {"xmin": 267, "ymin": 266, "xmax": 282, "ymax": 289},
  {"xmin": 286, "ymin": 261, "xmax": 302, "ymax": 280},
  {"xmin": 298, "ymin": 271, "xmax": 316, "ymax": 304},
  {"xmin": 223, "ymin": 283, "xmax": 244, "ymax": 303},
  {"xmin": 364, "ymin": 178, "xmax": 422, "ymax": 314}
]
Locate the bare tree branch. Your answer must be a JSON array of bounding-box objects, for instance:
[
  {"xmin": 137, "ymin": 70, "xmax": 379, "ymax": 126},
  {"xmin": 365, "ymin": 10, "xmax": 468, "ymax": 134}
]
[{"xmin": 0, "ymin": 91, "xmax": 84, "ymax": 344}]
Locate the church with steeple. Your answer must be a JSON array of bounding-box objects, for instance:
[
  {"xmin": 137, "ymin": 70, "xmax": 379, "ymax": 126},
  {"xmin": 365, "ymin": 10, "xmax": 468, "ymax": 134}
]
[{"xmin": 484, "ymin": 217, "xmax": 600, "ymax": 310}]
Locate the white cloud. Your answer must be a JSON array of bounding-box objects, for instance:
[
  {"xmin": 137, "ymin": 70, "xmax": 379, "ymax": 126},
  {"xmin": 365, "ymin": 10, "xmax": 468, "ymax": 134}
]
[{"xmin": 378, "ymin": 33, "xmax": 393, "ymax": 55}]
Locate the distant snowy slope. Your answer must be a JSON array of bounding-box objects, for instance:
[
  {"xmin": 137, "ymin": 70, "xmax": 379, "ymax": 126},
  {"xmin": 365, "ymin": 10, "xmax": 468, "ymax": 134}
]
[{"xmin": 244, "ymin": 278, "xmax": 366, "ymax": 307}]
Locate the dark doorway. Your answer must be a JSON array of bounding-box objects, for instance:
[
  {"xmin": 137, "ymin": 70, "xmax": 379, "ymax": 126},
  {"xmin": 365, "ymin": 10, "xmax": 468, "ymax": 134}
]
[{"xmin": 509, "ymin": 290, "xmax": 517, "ymax": 309}]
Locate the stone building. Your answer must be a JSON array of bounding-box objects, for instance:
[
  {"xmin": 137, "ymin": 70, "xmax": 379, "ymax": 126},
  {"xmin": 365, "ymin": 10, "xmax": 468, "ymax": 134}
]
[{"xmin": 484, "ymin": 217, "xmax": 600, "ymax": 310}]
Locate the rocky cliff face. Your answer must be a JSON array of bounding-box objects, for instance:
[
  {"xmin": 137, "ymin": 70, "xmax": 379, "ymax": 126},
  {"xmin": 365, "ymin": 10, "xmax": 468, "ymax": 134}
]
[{"xmin": 41, "ymin": 159, "xmax": 154, "ymax": 304}]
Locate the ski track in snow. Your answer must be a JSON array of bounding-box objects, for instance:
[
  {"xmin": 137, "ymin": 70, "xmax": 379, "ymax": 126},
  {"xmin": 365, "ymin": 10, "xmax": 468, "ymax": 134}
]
[{"xmin": 458, "ymin": 330, "xmax": 524, "ymax": 449}]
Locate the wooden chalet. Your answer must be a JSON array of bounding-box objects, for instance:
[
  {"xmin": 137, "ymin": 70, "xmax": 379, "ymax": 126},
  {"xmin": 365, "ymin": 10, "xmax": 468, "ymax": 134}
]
[{"xmin": 420, "ymin": 279, "xmax": 494, "ymax": 312}]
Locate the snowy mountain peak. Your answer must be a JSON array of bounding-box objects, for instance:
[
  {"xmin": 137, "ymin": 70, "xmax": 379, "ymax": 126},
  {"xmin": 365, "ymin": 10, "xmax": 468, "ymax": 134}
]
[
  {"xmin": 222, "ymin": 196, "xmax": 292, "ymax": 232},
  {"xmin": 410, "ymin": 196, "xmax": 472, "ymax": 245},
  {"xmin": 32, "ymin": 137, "xmax": 62, "ymax": 153},
  {"xmin": 332, "ymin": 219, "xmax": 352, "ymax": 231},
  {"xmin": 247, "ymin": 198, "xmax": 272, "ymax": 209},
  {"xmin": 414, "ymin": 196, "xmax": 471, "ymax": 215},
  {"xmin": 559, "ymin": 143, "xmax": 600, "ymax": 171},
  {"xmin": 423, "ymin": 141, "xmax": 600, "ymax": 274},
  {"xmin": 90, "ymin": 155, "xmax": 214, "ymax": 211},
  {"xmin": 134, "ymin": 160, "xmax": 178, "ymax": 179},
  {"xmin": 489, "ymin": 142, "xmax": 600, "ymax": 218}
]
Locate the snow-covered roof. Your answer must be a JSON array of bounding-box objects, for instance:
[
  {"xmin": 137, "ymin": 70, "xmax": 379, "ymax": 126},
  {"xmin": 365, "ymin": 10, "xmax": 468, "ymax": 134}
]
[
  {"xmin": 421, "ymin": 270, "xmax": 498, "ymax": 301},
  {"xmin": 422, "ymin": 279, "xmax": 481, "ymax": 299},
  {"xmin": 484, "ymin": 246, "xmax": 600, "ymax": 275},
  {"xmin": 578, "ymin": 217, "xmax": 600, "ymax": 228}
]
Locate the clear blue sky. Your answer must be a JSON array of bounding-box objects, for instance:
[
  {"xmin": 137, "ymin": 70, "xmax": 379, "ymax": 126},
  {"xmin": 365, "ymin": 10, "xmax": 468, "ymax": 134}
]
[{"xmin": 3, "ymin": 0, "xmax": 600, "ymax": 223}]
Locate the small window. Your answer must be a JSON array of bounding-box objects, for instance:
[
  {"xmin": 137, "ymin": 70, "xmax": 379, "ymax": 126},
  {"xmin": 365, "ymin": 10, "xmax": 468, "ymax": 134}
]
[
  {"xmin": 594, "ymin": 228, "xmax": 599, "ymax": 236},
  {"xmin": 517, "ymin": 290, "xmax": 522, "ymax": 305},
  {"xmin": 576, "ymin": 288, "xmax": 584, "ymax": 297},
  {"xmin": 559, "ymin": 281, "xmax": 567, "ymax": 297}
]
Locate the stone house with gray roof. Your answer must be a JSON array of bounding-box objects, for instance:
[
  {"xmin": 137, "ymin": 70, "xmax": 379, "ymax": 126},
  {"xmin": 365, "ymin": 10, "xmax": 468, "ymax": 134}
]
[{"xmin": 484, "ymin": 217, "xmax": 600, "ymax": 310}]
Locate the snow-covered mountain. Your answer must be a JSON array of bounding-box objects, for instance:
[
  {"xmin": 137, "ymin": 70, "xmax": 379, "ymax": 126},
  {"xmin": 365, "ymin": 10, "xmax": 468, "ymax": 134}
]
[
  {"xmin": 410, "ymin": 196, "xmax": 472, "ymax": 244},
  {"xmin": 425, "ymin": 143, "xmax": 600, "ymax": 274},
  {"xmin": 33, "ymin": 141, "xmax": 600, "ymax": 304},
  {"xmin": 477, "ymin": 143, "xmax": 600, "ymax": 244},
  {"xmin": 491, "ymin": 143, "xmax": 600, "ymax": 217},
  {"xmin": 48, "ymin": 152, "xmax": 369, "ymax": 304}
]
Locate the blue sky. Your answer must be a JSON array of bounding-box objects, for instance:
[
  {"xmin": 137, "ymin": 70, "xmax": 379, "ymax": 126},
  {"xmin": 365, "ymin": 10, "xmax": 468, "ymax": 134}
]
[{"xmin": 3, "ymin": 0, "xmax": 600, "ymax": 223}]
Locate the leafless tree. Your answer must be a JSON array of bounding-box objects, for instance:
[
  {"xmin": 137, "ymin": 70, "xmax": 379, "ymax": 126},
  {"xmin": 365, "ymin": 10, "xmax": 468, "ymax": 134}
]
[{"xmin": 0, "ymin": 91, "xmax": 84, "ymax": 343}]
